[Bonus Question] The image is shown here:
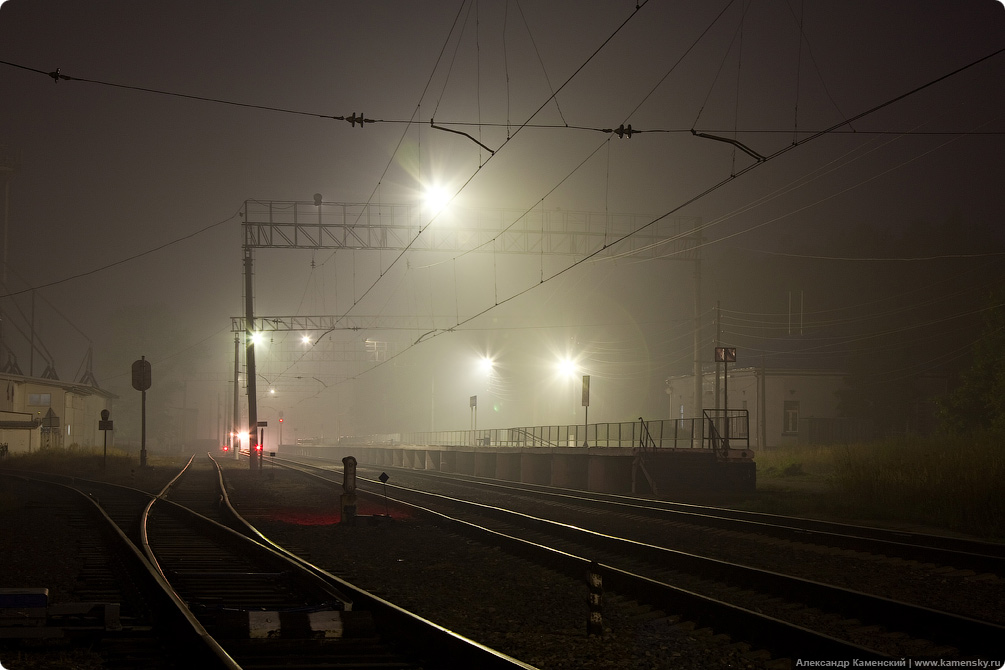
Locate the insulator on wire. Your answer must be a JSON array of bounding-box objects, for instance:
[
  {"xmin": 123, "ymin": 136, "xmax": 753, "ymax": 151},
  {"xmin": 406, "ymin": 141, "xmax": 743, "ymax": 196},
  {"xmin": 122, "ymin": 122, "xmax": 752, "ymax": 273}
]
[{"xmin": 615, "ymin": 124, "xmax": 635, "ymax": 139}]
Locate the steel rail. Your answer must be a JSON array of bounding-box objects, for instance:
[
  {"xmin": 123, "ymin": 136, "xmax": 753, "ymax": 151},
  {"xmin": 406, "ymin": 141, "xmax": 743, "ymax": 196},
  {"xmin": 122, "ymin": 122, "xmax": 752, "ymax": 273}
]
[
  {"xmin": 267, "ymin": 458, "xmax": 889, "ymax": 661},
  {"xmin": 365, "ymin": 463, "xmax": 1005, "ymax": 573},
  {"xmin": 0, "ymin": 471, "xmax": 240, "ymax": 669},
  {"xmin": 282, "ymin": 454, "xmax": 1005, "ymax": 573},
  {"xmin": 208, "ymin": 454, "xmax": 541, "ymax": 670}
]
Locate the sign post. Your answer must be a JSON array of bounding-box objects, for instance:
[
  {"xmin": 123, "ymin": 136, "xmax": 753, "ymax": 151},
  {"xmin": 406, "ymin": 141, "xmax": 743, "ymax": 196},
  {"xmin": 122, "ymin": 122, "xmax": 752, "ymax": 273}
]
[
  {"xmin": 131, "ymin": 357, "xmax": 151, "ymax": 467},
  {"xmin": 98, "ymin": 409, "xmax": 113, "ymax": 472},
  {"xmin": 341, "ymin": 456, "xmax": 358, "ymax": 525},
  {"xmin": 581, "ymin": 375, "xmax": 590, "ymax": 447},
  {"xmin": 379, "ymin": 471, "xmax": 390, "ymax": 517},
  {"xmin": 257, "ymin": 421, "xmax": 267, "ymax": 470},
  {"xmin": 713, "ymin": 347, "xmax": 736, "ymax": 448}
]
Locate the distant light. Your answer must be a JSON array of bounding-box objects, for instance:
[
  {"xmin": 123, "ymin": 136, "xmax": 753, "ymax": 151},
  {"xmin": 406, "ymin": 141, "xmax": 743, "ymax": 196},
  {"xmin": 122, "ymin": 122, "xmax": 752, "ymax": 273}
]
[
  {"xmin": 479, "ymin": 356, "xmax": 494, "ymax": 374},
  {"xmin": 557, "ymin": 357, "xmax": 578, "ymax": 379},
  {"xmin": 423, "ymin": 184, "xmax": 451, "ymax": 214},
  {"xmin": 301, "ymin": 334, "xmax": 311, "ymax": 345},
  {"xmin": 250, "ymin": 332, "xmax": 262, "ymax": 345},
  {"xmin": 269, "ymin": 388, "xmax": 276, "ymax": 394}
]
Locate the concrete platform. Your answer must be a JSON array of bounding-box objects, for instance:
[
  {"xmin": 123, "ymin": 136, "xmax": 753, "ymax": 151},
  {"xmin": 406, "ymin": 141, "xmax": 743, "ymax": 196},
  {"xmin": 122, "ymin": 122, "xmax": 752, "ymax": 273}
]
[{"xmin": 281, "ymin": 442, "xmax": 755, "ymax": 496}]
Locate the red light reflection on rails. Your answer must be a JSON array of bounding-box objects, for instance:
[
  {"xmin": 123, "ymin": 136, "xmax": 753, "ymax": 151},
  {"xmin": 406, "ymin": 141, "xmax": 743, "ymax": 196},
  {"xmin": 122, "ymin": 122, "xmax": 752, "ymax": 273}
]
[{"xmin": 265, "ymin": 502, "xmax": 411, "ymax": 525}]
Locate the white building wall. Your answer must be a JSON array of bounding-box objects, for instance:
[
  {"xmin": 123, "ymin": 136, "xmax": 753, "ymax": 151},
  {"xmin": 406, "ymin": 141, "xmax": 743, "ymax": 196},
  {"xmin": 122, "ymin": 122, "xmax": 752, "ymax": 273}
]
[
  {"xmin": 0, "ymin": 375, "xmax": 114, "ymax": 454},
  {"xmin": 665, "ymin": 368, "xmax": 847, "ymax": 449}
]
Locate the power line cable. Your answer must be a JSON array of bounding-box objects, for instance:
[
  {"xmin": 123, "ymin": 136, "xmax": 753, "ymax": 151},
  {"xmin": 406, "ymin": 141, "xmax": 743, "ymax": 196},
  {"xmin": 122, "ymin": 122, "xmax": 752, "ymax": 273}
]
[{"xmin": 0, "ymin": 207, "xmax": 241, "ymax": 298}]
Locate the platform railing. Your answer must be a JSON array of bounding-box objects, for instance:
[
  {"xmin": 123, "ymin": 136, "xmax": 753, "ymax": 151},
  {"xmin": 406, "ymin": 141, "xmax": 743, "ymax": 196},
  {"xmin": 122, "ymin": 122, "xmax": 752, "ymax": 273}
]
[{"xmin": 333, "ymin": 416, "xmax": 730, "ymax": 450}]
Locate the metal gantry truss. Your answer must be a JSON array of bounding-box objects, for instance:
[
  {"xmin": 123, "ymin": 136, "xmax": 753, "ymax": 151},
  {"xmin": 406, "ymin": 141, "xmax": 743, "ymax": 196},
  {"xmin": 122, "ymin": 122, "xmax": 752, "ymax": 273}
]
[
  {"xmin": 238, "ymin": 199, "xmax": 703, "ymax": 469},
  {"xmin": 230, "ymin": 314, "xmax": 457, "ymax": 334},
  {"xmin": 242, "ymin": 199, "xmax": 699, "ymax": 259}
]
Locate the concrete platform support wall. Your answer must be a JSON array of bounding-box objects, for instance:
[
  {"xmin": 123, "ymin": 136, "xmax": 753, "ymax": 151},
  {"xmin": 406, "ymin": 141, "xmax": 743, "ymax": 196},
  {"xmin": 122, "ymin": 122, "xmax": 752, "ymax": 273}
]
[
  {"xmin": 496, "ymin": 453, "xmax": 522, "ymax": 481},
  {"xmin": 587, "ymin": 455, "xmax": 634, "ymax": 493},
  {"xmin": 456, "ymin": 451, "xmax": 475, "ymax": 476},
  {"xmin": 520, "ymin": 453, "xmax": 552, "ymax": 485},
  {"xmin": 645, "ymin": 451, "xmax": 716, "ymax": 493},
  {"xmin": 286, "ymin": 443, "xmax": 754, "ymax": 496},
  {"xmin": 403, "ymin": 450, "xmax": 418, "ymax": 469},
  {"xmin": 439, "ymin": 450, "xmax": 457, "ymax": 473},
  {"xmin": 474, "ymin": 452, "xmax": 497, "ymax": 478},
  {"xmin": 424, "ymin": 450, "xmax": 441, "ymax": 471},
  {"xmin": 715, "ymin": 460, "xmax": 756, "ymax": 493},
  {"xmin": 551, "ymin": 454, "xmax": 589, "ymax": 490}
]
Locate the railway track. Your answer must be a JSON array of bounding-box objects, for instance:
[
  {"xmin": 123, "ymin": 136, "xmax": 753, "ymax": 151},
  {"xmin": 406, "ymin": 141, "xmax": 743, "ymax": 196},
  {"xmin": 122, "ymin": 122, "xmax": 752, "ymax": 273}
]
[
  {"xmin": 361, "ymin": 465, "xmax": 1005, "ymax": 574},
  {"xmin": 2, "ymin": 458, "xmax": 535, "ymax": 669},
  {"xmin": 270, "ymin": 454, "xmax": 1005, "ymax": 662},
  {"xmin": 0, "ymin": 468, "xmax": 229, "ymax": 668}
]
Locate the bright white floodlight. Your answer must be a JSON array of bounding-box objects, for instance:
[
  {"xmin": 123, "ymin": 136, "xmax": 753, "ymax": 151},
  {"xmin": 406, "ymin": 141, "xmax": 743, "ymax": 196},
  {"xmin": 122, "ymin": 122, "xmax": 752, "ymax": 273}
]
[
  {"xmin": 479, "ymin": 356, "xmax": 494, "ymax": 374},
  {"xmin": 301, "ymin": 334, "xmax": 311, "ymax": 345},
  {"xmin": 557, "ymin": 356, "xmax": 578, "ymax": 379},
  {"xmin": 423, "ymin": 184, "xmax": 451, "ymax": 214}
]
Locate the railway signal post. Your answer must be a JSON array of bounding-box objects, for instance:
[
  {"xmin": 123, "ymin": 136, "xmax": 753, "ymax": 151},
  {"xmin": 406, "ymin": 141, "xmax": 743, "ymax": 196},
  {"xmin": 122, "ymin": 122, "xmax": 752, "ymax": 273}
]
[{"xmin": 131, "ymin": 357, "xmax": 151, "ymax": 467}]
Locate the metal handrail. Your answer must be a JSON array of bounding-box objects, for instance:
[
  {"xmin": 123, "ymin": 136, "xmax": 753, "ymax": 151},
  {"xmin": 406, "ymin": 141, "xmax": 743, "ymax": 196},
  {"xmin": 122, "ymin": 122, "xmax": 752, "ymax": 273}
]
[
  {"xmin": 334, "ymin": 416, "xmax": 732, "ymax": 451},
  {"xmin": 509, "ymin": 427, "xmax": 561, "ymax": 449},
  {"xmin": 637, "ymin": 416, "xmax": 657, "ymax": 455}
]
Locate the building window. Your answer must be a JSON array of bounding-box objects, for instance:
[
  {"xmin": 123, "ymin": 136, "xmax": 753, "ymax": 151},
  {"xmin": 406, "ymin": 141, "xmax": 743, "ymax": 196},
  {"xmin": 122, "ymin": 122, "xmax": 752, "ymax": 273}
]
[
  {"xmin": 783, "ymin": 401, "xmax": 799, "ymax": 434},
  {"xmin": 28, "ymin": 393, "xmax": 51, "ymax": 407}
]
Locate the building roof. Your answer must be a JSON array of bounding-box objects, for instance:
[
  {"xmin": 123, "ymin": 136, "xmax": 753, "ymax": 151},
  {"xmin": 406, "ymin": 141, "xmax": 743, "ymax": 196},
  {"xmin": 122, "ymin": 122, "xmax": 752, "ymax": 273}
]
[{"xmin": 0, "ymin": 372, "xmax": 118, "ymax": 400}]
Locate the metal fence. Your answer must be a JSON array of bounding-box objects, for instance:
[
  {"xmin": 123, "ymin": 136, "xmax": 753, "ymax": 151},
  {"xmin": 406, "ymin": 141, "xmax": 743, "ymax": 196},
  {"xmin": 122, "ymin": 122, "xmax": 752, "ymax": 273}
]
[{"xmin": 336, "ymin": 411, "xmax": 749, "ymax": 451}]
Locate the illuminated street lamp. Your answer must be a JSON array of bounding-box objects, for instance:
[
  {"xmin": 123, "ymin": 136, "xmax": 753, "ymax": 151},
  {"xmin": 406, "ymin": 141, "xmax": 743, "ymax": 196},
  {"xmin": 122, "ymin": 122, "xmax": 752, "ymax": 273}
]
[
  {"xmin": 423, "ymin": 184, "xmax": 451, "ymax": 217},
  {"xmin": 557, "ymin": 356, "xmax": 578, "ymax": 379},
  {"xmin": 479, "ymin": 355, "xmax": 494, "ymax": 375},
  {"xmin": 472, "ymin": 355, "xmax": 494, "ymax": 433}
]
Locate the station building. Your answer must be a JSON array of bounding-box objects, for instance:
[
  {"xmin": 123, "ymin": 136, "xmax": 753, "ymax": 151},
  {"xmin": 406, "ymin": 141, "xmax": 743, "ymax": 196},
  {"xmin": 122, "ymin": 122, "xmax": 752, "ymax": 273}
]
[{"xmin": 0, "ymin": 372, "xmax": 115, "ymax": 454}]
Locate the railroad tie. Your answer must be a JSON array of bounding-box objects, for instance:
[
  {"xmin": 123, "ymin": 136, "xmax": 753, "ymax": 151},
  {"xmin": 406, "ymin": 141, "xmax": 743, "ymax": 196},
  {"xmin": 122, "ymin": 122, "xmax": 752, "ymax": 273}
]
[{"xmin": 220, "ymin": 609, "xmax": 375, "ymax": 640}]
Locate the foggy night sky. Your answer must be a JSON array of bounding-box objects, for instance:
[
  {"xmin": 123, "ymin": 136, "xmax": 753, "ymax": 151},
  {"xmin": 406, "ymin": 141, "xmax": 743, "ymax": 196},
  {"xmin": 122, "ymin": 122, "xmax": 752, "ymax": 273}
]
[{"xmin": 1, "ymin": 1, "xmax": 1003, "ymax": 444}]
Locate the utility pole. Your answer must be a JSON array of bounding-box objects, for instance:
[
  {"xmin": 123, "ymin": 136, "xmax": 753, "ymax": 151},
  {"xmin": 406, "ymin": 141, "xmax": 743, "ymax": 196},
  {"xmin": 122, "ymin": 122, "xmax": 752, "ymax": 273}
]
[
  {"xmin": 29, "ymin": 291, "xmax": 34, "ymax": 377},
  {"xmin": 692, "ymin": 218, "xmax": 702, "ymax": 447},
  {"xmin": 715, "ymin": 301, "xmax": 721, "ymax": 413},
  {"xmin": 0, "ymin": 159, "xmax": 12, "ymax": 287},
  {"xmin": 232, "ymin": 334, "xmax": 240, "ymax": 459},
  {"xmin": 244, "ymin": 247, "xmax": 259, "ymax": 470}
]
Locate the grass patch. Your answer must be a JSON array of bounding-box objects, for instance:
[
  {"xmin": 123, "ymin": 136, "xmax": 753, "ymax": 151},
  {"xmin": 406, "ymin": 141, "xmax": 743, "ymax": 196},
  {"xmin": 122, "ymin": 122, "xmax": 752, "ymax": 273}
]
[
  {"xmin": 829, "ymin": 433, "xmax": 1005, "ymax": 539},
  {"xmin": 0, "ymin": 446, "xmax": 186, "ymax": 491},
  {"xmin": 2, "ymin": 445, "xmax": 139, "ymax": 478},
  {"xmin": 747, "ymin": 434, "xmax": 1005, "ymax": 539}
]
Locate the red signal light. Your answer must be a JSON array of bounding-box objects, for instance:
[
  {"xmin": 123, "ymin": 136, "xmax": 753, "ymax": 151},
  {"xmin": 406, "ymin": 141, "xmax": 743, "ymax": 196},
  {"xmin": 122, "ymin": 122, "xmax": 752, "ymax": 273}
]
[
  {"xmin": 255, "ymin": 444, "xmax": 263, "ymax": 451},
  {"xmin": 222, "ymin": 445, "xmax": 229, "ymax": 452}
]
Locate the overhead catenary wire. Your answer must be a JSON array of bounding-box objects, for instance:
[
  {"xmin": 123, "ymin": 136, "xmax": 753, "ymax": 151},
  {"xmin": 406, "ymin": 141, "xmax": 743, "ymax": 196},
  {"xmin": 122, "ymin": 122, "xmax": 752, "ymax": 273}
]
[
  {"xmin": 278, "ymin": 40, "xmax": 1005, "ymax": 391},
  {"xmin": 3, "ymin": 56, "xmax": 1003, "ymax": 139},
  {"xmin": 1, "ymin": 9, "xmax": 996, "ymax": 403}
]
